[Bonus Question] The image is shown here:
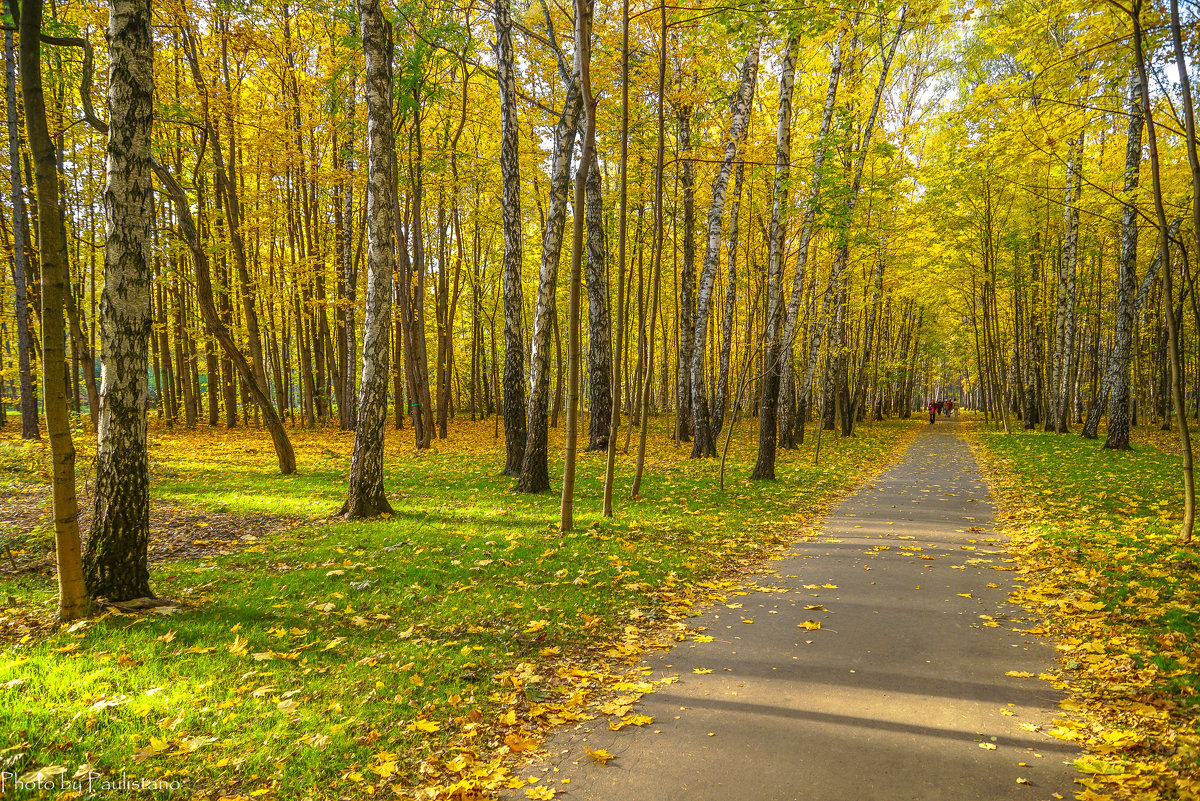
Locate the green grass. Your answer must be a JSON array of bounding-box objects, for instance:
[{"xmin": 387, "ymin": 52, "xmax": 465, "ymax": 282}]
[
  {"xmin": 971, "ymin": 423, "xmax": 1200, "ymax": 798},
  {"xmin": 1, "ymin": 415, "xmax": 916, "ymax": 799}
]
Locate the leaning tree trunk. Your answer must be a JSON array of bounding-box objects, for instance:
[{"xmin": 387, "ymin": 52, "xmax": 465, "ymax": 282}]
[
  {"xmin": 711, "ymin": 160, "xmax": 745, "ymax": 437},
  {"xmin": 750, "ymin": 36, "xmax": 799, "ymax": 481},
  {"xmin": 19, "ymin": 0, "xmax": 89, "ymax": 620},
  {"xmin": 4, "ymin": 21, "xmax": 38, "ymax": 439},
  {"xmin": 1094, "ymin": 75, "xmax": 1143, "ymax": 447},
  {"xmin": 798, "ymin": 17, "xmax": 903, "ymax": 444},
  {"xmin": 779, "ymin": 29, "xmax": 845, "ymax": 447},
  {"xmin": 516, "ymin": 58, "xmax": 583, "ymax": 493},
  {"xmin": 495, "ymin": 0, "xmax": 526, "ymax": 475},
  {"xmin": 690, "ymin": 39, "xmax": 759, "ymax": 458},
  {"xmin": 341, "ymin": 0, "xmax": 395, "ymax": 518},
  {"xmin": 1169, "ymin": 0, "xmax": 1199, "ymax": 541},
  {"xmin": 83, "ymin": 0, "xmax": 155, "ymax": 602},
  {"xmin": 584, "ymin": 151, "xmax": 612, "ymax": 451}
]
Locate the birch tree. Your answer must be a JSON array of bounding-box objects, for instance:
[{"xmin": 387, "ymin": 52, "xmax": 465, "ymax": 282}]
[
  {"xmin": 341, "ymin": 0, "xmax": 395, "ymax": 518},
  {"xmin": 494, "ymin": 0, "xmax": 526, "ymax": 476},
  {"xmin": 83, "ymin": 0, "xmax": 155, "ymax": 601},
  {"xmin": 689, "ymin": 39, "xmax": 759, "ymax": 458}
]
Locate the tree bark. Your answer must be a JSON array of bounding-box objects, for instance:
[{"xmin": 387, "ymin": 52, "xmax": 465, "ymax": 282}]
[
  {"xmin": 675, "ymin": 103, "xmax": 695, "ymax": 442},
  {"xmin": 341, "ymin": 0, "xmax": 395, "ymax": 518},
  {"xmin": 750, "ymin": 35, "xmax": 799, "ymax": 481},
  {"xmin": 495, "ymin": 0, "xmax": 526, "ymax": 474},
  {"xmin": 4, "ymin": 20, "xmax": 38, "ymax": 439},
  {"xmin": 1095, "ymin": 75, "xmax": 1143, "ymax": 448},
  {"xmin": 19, "ymin": 0, "xmax": 90, "ymax": 620},
  {"xmin": 516, "ymin": 46, "xmax": 583, "ymax": 493},
  {"xmin": 584, "ymin": 151, "xmax": 611, "ymax": 451},
  {"xmin": 84, "ymin": 0, "xmax": 155, "ymax": 601},
  {"xmin": 689, "ymin": 40, "xmax": 759, "ymax": 458},
  {"xmin": 780, "ymin": 29, "xmax": 845, "ymax": 447},
  {"xmin": 560, "ymin": 0, "xmax": 594, "ymax": 531}
]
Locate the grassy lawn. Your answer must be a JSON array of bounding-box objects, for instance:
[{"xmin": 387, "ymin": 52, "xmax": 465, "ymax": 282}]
[
  {"xmin": 969, "ymin": 421, "xmax": 1200, "ymax": 801},
  {"xmin": 1, "ymin": 414, "xmax": 917, "ymax": 800}
]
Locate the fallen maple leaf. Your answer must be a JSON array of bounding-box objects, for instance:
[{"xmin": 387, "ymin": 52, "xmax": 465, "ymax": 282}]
[{"xmin": 586, "ymin": 747, "xmax": 615, "ymax": 764}]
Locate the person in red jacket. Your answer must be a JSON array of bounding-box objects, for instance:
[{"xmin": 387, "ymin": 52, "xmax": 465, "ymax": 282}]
[{"xmin": 929, "ymin": 400, "xmax": 939, "ymax": 424}]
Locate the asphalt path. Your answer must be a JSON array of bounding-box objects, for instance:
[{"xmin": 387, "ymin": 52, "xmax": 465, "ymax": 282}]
[{"xmin": 508, "ymin": 419, "xmax": 1079, "ymax": 801}]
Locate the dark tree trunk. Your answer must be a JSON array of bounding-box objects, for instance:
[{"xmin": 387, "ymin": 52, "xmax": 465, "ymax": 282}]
[
  {"xmin": 4, "ymin": 22, "xmax": 38, "ymax": 439},
  {"xmin": 18, "ymin": 0, "xmax": 89, "ymax": 619},
  {"xmin": 751, "ymin": 36, "xmax": 799, "ymax": 481},
  {"xmin": 495, "ymin": 0, "xmax": 526, "ymax": 475},
  {"xmin": 584, "ymin": 152, "xmax": 612, "ymax": 451}
]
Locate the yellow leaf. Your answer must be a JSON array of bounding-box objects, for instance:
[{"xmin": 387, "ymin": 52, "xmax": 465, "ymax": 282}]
[
  {"xmin": 693, "ymin": 667, "xmax": 713, "ymax": 674},
  {"xmin": 410, "ymin": 719, "xmax": 441, "ymax": 733},
  {"xmin": 505, "ymin": 732, "xmax": 538, "ymax": 752},
  {"xmin": 623, "ymin": 714, "xmax": 653, "ymax": 726},
  {"xmin": 586, "ymin": 747, "xmax": 615, "ymax": 764},
  {"xmin": 525, "ymin": 786, "xmax": 556, "ymax": 800},
  {"xmin": 228, "ymin": 635, "xmax": 249, "ymax": 656},
  {"xmin": 1004, "ymin": 670, "xmax": 1035, "ymax": 678},
  {"xmin": 798, "ymin": 621, "xmax": 822, "ymax": 631}
]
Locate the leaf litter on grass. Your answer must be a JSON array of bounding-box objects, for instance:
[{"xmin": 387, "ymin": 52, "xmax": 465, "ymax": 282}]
[
  {"xmin": 969, "ymin": 425, "xmax": 1200, "ymax": 801},
  {"xmin": 0, "ymin": 417, "xmax": 919, "ymax": 799}
]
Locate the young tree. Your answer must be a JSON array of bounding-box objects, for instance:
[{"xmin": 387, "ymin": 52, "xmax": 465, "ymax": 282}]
[
  {"xmin": 83, "ymin": 0, "xmax": 155, "ymax": 601},
  {"xmin": 341, "ymin": 0, "xmax": 395, "ymax": 518},
  {"xmin": 560, "ymin": 0, "xmax": 595, "ymax": 531}
]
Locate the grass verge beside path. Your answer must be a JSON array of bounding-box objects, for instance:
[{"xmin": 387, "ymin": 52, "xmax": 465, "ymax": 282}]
[
  {"xmin": 969, "ymin": 422, "xmax": 1200, "ymax": 801},
  {"xmin": 1, "ymin": 416, "xmax": 916, "ymax": 800}
]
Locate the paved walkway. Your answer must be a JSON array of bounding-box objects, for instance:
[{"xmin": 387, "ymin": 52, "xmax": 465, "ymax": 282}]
[{"xmin": 511, "ymin": 420, "xmax": 1079, "ymax": 800}]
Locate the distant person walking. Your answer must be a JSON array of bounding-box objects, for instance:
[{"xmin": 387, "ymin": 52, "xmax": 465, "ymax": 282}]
[
  {"xmin": 929, "ymin": 401, "xmax": 939, "ymax": 425},
  {"xmin": 944, "ymin": 398, "xmax": 954, "ymax": 417}
]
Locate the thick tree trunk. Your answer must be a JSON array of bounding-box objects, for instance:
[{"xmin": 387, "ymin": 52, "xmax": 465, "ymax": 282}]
[
  {"xmin": 84, "ymin": 0, "xmax": 155, "ymax": 602},
  {"xmin": 750, "ymin": 36, "xmax": 799, "ymax": 481},
  {"xmin": 1096, "ymin": 75, "xmax": 1143, "ymax": 448},
  {"xmin": 19, "ymin": 0, "xmax": 90, "ymax": 620},
  {"xmin": 341, "ymin": 0, "xmax": 395, "ymax": 518},
  {"xmin": 690, "ymin": 41, "xmax": 759, "ymax": 458},
  {"xmin": 561, "ymin": 0, "xmax": 594, "ymax": 530},
  {"xmin": 4, "ymin": 23, "xmax": 38, "ymax": 439}
]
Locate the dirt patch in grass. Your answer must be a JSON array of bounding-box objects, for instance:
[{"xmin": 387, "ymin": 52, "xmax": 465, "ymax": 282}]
[{"xmin": 0, "ymin": 483, "xmax": 297, "ymax": 579}]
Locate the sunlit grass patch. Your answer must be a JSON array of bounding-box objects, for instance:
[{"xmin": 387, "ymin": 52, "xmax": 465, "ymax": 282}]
[
  {"xmin": 1, "ymin": 415, "xmax": 915, "ymax": 798},
  {"xmin": 971, "ymin": 424, "xmax": 1200, "ymax": 800}
]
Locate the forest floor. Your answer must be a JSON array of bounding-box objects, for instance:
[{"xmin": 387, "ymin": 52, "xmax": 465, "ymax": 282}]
[
  {"xmin": 0, "ymin": 413, "xmax": 918, "ymax": 800},
  {"xmin": 1, "ymin": 413, "xmax": 1196, "ymax": 800}
]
